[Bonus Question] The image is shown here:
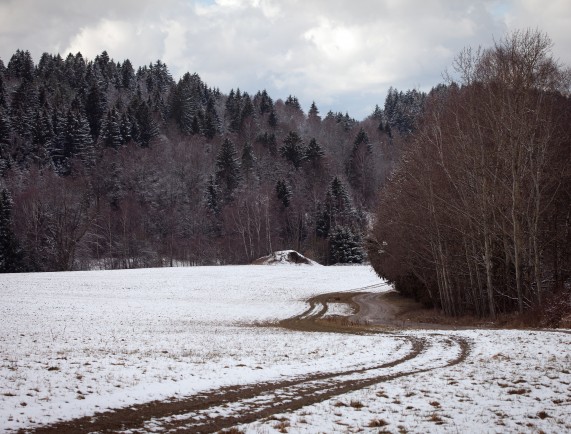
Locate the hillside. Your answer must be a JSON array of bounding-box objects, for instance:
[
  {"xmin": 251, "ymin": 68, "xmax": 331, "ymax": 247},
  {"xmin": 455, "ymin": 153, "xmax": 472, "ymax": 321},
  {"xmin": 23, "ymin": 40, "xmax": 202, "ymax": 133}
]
[{"xmin": 0, "ymin": 50, "xmax": 423, "ymax": 271}]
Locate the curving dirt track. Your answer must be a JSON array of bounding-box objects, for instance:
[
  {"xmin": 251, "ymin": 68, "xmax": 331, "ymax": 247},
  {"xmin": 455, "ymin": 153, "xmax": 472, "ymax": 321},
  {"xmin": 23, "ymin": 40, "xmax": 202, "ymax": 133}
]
[{"xmin": 24, "ymin": 287, "xmax": 471, "ymax": 434}]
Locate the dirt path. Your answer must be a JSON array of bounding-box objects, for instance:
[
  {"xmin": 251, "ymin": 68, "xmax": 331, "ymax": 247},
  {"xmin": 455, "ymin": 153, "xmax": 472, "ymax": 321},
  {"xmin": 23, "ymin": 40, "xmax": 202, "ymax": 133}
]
[{"xmin": 25, "ymin": 288, "xmax": 471, "ymax": 434}]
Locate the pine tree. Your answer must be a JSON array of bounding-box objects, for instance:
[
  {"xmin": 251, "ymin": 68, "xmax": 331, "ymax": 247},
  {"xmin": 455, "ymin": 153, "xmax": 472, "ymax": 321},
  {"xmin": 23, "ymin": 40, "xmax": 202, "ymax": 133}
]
[
  {"xmin": 85, "ymin": 82, "xmax": 107, "ymax": 139},
  {"xmin": 215, "ymin": 138, "xmax": 242, "ymax": 203},
  {"xmin": 308, "ymin": 101, "xmax": 320, "ymax": 122},
  {"xmin": 329, "ymin": 226, "xmax": 364, "ymax": 264},
  {"xmin": 120, "ymin": 112, "xmax": 133, "ymax": 144},
  {"xmin": 132, "ymin": 100, "xmax": 158, "ymax": 147},
  {"xmin": 0, "ymin": 189, "xmax": 24, "ymax": 272},
  {"xmin": 7, "ymin": 49, "xmax": 35, "ymax": 81},
  {"xmin": 240, "ymin": 93, "xmax": 255, "ymax": 130},
  {"xmin": 31, "ymin": 108, "xmax": 55, "ymax": 165},
  {"xmin": 305, "ymin": 137, "xmax": 324, "ymax": 167},
  {"xmin": 280, "ymin": 131, "xmax": 306, "ymax": 169},
  {"xmin": 255, "ymin": 89, "xmax": 273, "ymax": 115},
  {"xmin": 323, "ymin": 176, "xmax": 354, "ymax": 230},
  {"xmin": 347, "ymin": 127, "xmax": 372, "ymax": 198},
  {"xmin": 62, "ymin": 109, "xmax": 95, "ymax": 169},
  {"xmin": 0, "ymin": 108, "xmax": 10, "ymax": 174},
  {"xmin": 203, "ymin": 96, "xmax": 220, "ymax": 139},
  {"xmin": 10, "ymin": 80, "xmax": 38, "ymax": 139},
  {"xmin": 100, "ymin": 107, "xmax": 123, "ymax": 149},
  {"xmin": 64, "ymin": 52, "xmax": 87, "ymax": 89},
  {"xmin": 285, "ymin": 95, "xmax": 302, "ymax": 111},
  {"xmin": 276, "ymin": 179, "xmax": 292, "ymax": 208},
  {"xmin": 120, "ymin": 58, "xmax": 136, "ymax": 90},
  {"xmin": 0, "ymin": 107, "xmax": 11, "ymax": 144},
  {"xmin": 241, "ymin": 142, "xmax": 256, "ymax": 181},
  {"xmin": 268, "ymin": 109, "xmax": 278, "ymax": 128},
  {"xmin": 256, "ymin": 132, "xmax": 277, "ymax": 156},
  {"xmin": 172, "ymin": 72, "xmax": 204, "ymax": 135},
  {"xmin": 205, "ymin": 174, "xmax": 221, "ymax": 215},
  {"xmin": 0, "ymin": 74, "xmax": 7, "ymax": 109},
  {"xmin": 371, "ymin": 104, "xmax": 383, "ymax": 120}
]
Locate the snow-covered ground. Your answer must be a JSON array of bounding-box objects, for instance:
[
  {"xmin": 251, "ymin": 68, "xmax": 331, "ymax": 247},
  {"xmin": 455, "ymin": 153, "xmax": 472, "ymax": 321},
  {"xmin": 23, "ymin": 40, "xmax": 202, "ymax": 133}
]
[{"xmin": 1, "ymin": 265, "xmax": 570, "ymax": 433}]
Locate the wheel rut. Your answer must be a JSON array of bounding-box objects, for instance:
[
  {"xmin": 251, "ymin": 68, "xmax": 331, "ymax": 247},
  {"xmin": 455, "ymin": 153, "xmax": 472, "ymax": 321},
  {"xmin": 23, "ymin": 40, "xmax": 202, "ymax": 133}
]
[{"xmin": 25, "ymin": 286, "xmax": 471, "ymax": 434}]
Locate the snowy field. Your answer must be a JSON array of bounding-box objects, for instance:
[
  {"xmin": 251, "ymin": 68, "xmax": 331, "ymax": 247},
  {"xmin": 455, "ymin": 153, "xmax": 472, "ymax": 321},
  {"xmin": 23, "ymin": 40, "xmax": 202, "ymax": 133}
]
[{"xmin": 1, "ymin": 265, "xmax": 570, "ymax": 433}]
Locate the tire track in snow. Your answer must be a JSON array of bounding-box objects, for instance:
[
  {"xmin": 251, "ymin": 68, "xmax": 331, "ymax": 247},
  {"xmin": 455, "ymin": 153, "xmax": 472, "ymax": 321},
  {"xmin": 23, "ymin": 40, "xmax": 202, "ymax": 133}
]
[{"xmin": 26, "ymin": 288, "xmax": 471, "ymax": 434}]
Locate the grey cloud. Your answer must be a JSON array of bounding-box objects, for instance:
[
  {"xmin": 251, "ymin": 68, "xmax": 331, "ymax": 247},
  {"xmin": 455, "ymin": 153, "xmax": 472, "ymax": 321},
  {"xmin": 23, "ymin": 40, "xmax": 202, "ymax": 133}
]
[{"xmin": 0, "ymin": 0, "xmax": 568, "ymax": 119}]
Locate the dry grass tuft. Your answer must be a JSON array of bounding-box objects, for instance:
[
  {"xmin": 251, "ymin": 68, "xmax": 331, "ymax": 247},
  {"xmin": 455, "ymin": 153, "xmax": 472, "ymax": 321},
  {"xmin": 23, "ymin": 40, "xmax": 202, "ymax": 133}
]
[
  {"xmin": 368, "ymin": 418, "xmax": 389, "ymax": 427},
  {"xmin": 274, "ymin": 420, "xmax": 290, "ymax": 433},
  {"xmin": 507, "ymin": 388, "xmax": 529, "ymax": 395},
  {"xmin": 349, "ymin": 399, "xmax": 365, "ymax": 409},
  {"xmin": 429, "ymin": 412, "xmax": 444, "ymax": 424}
]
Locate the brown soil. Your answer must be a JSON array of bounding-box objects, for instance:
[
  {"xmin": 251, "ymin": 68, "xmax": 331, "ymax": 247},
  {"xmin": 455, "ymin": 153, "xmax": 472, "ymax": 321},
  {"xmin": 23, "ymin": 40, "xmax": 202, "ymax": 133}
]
[{"xmin": 24, "ymin": 288, "xmax": 471, "ymax": 434}]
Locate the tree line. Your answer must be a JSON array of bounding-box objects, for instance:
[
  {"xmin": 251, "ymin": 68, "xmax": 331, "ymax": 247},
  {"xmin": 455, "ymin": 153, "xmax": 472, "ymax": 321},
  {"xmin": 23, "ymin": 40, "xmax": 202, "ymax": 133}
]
[
  {"xmin": 367, "ymin": 30, "xmax": 571, "ymax": 319},
  {"xmin": 0, "ymin": 49, "xmax": 423, "ymax": 271}
]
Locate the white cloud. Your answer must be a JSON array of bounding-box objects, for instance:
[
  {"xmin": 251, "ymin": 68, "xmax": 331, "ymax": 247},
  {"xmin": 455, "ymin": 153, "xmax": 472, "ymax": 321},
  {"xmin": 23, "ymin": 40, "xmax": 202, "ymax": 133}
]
[
  {"xmin": 64, "ymin": 19, "xmax": 165, "ymax": 67},
  {"xmin": 0, "ymin": 0, "xmax": 569, "ymax": 118}
]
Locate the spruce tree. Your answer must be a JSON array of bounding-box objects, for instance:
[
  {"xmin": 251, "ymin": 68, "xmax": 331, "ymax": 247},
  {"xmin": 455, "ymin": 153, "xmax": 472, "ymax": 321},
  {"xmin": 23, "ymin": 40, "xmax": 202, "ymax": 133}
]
[
  {"xmin": 100, "ymin": 108, "xmax": 123, "ymax": 149},
  {"xmin": 7, "ymin": 49, "xmax": 35, "ymax": 81},
  {"xmin": 132, "ymin": 100, "xmax": 158, "ymax": 147},
  {"xmin": 215, "ymin": 138, "xmax": 242, "ymax": 203},
  {"xmin": 10, "ymin": 80, "xmax": 38, "ymax": 139},
  {"xmin": 0, "ymin": 107, "xmax": 11, "ymax": 144},
  {"xmin": 305, "ymin": 137, "xmax": 324, "ymax": 167},
  {"xmin": 285, "ymin": 95, "xmax": 302, "ymax": 111},
  {"xmin": 323, "ymin": 176, "xmax": 354, "ymax": 230},
  {"xmin": 205, "ymin": 174, "xmax": 221, "ymax": 215},
  {"xmin": 241, "ymin": 142, "xmax": 256, "ymax": 181},
  {"xmin": 203, "ymin": 97, "xmax": 220, "ymax": 139},
  {"xmin": 268, "ymin": 109, "xmax": 278, "ymax": 128},
  {"xmin": 0, "ymin": 108, "xmax": 10, "ymax": 174},
  {"xmin": 62, "ymin": 109, "xmax": 95, "ymax": 170},
  {"xmin": 31, "ymin": 108, "xmax": 55, "ymax": 165},
  {"xmin": 347, "ymin": 127, "xmax": 372, "ymax": 198},
  {"xmin": 120, "ymin": 58, "xmax": 136, "ymax": 90},
  {"xmin": 0, "ymin": 74, "xmax": 7, "ymax": 109},
  {"xmin": 275, "ymin": 179, "xmax": 292, "ymax": 208},
  {"xmin": 255, "ymin": 89, "xmax": 273, "ymax": 115},
  {"xmin": 329, "ymin": 226, "xmax": 364, "ymax": 264},
  {"xmin": 240, "ymin": 93, "xmax": 255, "ymax": 130},
  {"xmin": 0, "ymin": 189, "xmax": 24, "ymax": 273},
  {"xmin": 308, "ymin": 101, "xmax": 320, "ymax": 122},
  {"xmin": 85, "ymin": 82, "xmax": 107, "ymax": 139},
  {"xmin": 279, "ymin": 131, "xmax": 306, "ymax": 169}
]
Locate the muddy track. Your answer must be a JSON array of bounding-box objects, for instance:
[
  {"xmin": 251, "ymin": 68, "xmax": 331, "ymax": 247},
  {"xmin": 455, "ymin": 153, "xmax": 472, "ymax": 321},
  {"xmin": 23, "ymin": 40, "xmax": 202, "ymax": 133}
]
[{"xmin": 25, "ymin": 287, "xmax": 471, "ymax": 434}]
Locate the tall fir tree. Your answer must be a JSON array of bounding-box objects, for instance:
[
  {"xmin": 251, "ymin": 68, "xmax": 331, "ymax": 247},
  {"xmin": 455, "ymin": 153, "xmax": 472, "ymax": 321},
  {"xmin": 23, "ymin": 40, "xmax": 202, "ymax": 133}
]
[
  {"xmin": 305, "ymin": 137, "xmax": 324, "ymax": 168},
  {"xmin": 85, "ymin": 82, "xmax": 107, "ymax": 139},
  {"xmin": 0, "ymin": 189, "xmax": 24, "ymax": 272},
  {"xmin": 241, "ymin": 142, "xmax": 256, "ymax": 181},
  {"xmin": 100, "ymin": 107, "xmax": 123, "ymax": 149},
  {"xmin": 280, "ymin": 131, "xmax": 306, "ymax": 169},
  {"xmin": 275, "ymin": 179, "xmax": 292, "ymax": 208},
  {"xmin": 215, "ymin": 138, "xmax": 242, "ymax": 203},
  {"xmin": 205, "ymin": 174, "xmax": 221, "ymax": 215},
  {"xmin": 329, "ymin": 226, "xmax": 364, "ymax": 264}
]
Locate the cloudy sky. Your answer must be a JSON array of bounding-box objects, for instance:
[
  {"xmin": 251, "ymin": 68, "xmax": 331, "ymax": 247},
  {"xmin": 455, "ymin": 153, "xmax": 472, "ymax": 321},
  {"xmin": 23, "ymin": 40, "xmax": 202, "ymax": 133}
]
[{"xmin": 1, "ymin": 0, "xmax": 570, "ymax": 119}]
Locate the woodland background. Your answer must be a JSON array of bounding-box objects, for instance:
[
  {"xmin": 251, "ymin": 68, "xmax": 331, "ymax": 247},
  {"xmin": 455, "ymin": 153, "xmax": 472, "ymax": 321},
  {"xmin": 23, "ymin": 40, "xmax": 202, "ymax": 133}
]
[{"xmin": 1, "ymin": 29, "xmax": 569, "ymax": 319}]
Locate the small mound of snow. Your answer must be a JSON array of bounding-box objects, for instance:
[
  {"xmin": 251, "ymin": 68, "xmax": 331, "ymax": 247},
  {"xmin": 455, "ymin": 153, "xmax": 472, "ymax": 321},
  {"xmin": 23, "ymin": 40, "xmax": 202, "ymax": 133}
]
[{"xmin": 252, "ymin": 250, "xmax": 320, "ymax": 266}]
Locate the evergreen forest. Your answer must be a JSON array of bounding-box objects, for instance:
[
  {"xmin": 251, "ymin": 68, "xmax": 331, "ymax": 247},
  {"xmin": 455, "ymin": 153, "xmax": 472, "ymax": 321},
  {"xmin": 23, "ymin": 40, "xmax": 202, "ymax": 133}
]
[{"xmin": 0, "ymin": 47, "xmax": 423, "ymax": 271}]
